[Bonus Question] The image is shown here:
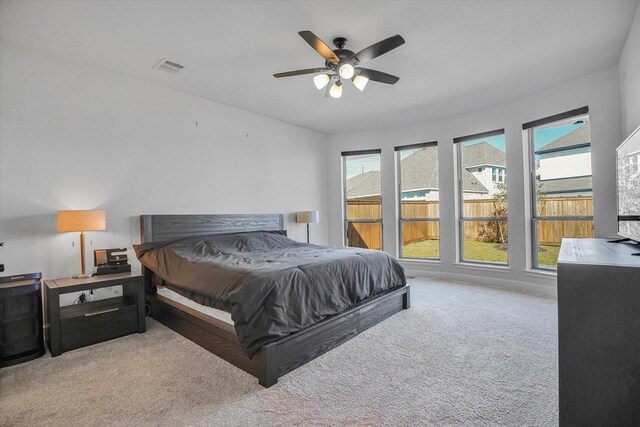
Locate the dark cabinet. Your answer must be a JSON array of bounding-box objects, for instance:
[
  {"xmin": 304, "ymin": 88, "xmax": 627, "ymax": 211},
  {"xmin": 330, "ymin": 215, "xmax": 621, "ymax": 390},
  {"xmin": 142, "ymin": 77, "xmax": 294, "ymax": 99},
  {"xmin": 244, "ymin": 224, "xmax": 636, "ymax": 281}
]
[
  {"xmin": 45, "ymin": 273, "xmax": 145, "ymax": 356},
  {"xmin": 558, "ymin": 238, "xmax": 640, "ymax": 427},
  {"xmin": 0, "ymin": 274, "xmax": 45, "ymax": 367}
]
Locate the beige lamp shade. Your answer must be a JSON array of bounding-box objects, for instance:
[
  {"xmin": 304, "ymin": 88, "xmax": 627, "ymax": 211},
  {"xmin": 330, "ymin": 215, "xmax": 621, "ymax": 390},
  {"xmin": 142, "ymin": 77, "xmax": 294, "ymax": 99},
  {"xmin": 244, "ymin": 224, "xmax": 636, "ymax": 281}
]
[
  {"xmin": 296, "ymin": 210, "xmax": 320, "ymax": 224},
  {"xmin": 57, "ymin": 210, "xmax": 106, "ymax": 232}
]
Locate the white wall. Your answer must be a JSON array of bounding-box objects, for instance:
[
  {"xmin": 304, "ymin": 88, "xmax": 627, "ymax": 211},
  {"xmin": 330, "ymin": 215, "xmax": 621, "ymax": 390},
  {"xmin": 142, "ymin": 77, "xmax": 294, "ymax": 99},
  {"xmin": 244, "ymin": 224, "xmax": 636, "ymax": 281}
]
[
  {"xmin": 326, "ymin": 66, "xmax": 622, "ymax": 296},
  {"xmin": 0, "ymin": 33, "xmax": 631, "ymax": 296},
  {"xmin": 0, "ymin": 42, "xmax": 328, "ymax": 279},
  {"xmin": 538, "ymin": 152, "xmax": 591, "ymax": 180},
  {"xmin": 620, "ymin": 2, "xmax": 640, "ymax": 136}
]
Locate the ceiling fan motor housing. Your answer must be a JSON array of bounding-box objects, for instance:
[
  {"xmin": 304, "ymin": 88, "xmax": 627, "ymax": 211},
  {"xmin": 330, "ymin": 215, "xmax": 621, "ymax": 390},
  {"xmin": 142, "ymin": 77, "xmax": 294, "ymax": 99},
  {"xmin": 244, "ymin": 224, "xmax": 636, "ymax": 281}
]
[
  {"xmin": 326, "ymin": 38, "xmax": 356, "ymax": 70},
  {"xmin": 326, "ymin": 52, "xmax": 354, "ymax": 69},
  {"xmin": 333, "ymin": 37, "xmax": 347, "ymax": 49}
]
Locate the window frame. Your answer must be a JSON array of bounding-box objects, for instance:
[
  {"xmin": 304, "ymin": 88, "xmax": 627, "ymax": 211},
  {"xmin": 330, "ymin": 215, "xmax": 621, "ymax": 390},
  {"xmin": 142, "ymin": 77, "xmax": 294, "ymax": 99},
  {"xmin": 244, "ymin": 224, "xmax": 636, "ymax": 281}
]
[
  {"xmin": 524, "ymin": 107, "xmax": 593, "ymax": 270},
  {"xmin": 395, "ymin": 141, "xmax": 440, "ymax": 260},
  {"xmin": 454, "ymin": 129, "xmax": 509, "ymax": 266},
  {"xmin": 342, "ymin": 149, "xmax": 383, "ymax": 250}
]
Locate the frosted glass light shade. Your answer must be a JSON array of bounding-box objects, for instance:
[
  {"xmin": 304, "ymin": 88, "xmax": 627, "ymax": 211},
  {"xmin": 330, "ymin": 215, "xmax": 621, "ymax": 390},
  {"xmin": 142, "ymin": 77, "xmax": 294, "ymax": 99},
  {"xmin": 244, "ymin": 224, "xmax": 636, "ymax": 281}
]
[
  {"xmin": 57, "ymin": 210, "xmax": 106, "ymax": 232},
  {"xmin": 338, "ymin": 63, "xmax": 355, "ymax": 79},
  {"xmin": 296, "ymin": 210, "xmax": 320, "ymax": 224},
  {"xmin": 353, "ymin": 75, "xmax": 369, "ymax": 91},
  {"xmin": 329, "ymin": 81, "xmax": 343, "ymax": 99},
  {"xmin": 313, "ymin": 74, "xmax": 330, "ymax": 90}
]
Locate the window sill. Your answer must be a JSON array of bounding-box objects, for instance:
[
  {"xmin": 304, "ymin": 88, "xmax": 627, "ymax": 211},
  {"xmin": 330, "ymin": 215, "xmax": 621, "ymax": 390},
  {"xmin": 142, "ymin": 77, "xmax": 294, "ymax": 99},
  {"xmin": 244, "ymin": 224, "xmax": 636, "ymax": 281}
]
[
  {"xmin": 399, "ymin": 258, "xmax": 442, "ymax": 265},
  {"xmin": 454, "ymin": 262, "xmax": 511, "ymax": 273},
  {"xmin": 524, "ymin": 269, "xmax": 557, "ymax": 279}
]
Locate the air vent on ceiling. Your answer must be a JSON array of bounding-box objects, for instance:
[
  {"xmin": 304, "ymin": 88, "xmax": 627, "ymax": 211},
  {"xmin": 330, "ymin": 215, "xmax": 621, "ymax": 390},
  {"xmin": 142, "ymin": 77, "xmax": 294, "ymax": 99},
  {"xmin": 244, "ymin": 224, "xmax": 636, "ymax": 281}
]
[{"xmin": 155, "ymin": 58, "xmax": 184, "ymax": 73}]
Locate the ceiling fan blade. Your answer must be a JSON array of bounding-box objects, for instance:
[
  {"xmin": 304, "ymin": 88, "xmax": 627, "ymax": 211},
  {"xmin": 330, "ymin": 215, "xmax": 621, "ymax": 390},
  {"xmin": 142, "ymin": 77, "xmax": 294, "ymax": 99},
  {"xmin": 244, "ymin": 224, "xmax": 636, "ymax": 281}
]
[
  {"xmin": 351, "ymin": 34, "xmax": 405, "ymax": 64},
  {"xmin": 298, "ymin": 31, "xmax": 339, "ymax": 64},
  {"xmin": 356, "ymin": 67, "xmax": 400, "ymax": 84},
  {"xmin": 273, "ymin": 67, "xmax": 329, "ymax": 78}
]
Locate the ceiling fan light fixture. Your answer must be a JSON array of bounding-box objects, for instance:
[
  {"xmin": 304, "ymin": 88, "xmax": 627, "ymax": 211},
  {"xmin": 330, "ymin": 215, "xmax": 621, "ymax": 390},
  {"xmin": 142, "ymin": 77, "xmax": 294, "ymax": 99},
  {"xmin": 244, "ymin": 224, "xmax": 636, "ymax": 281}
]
[
  {"xmin": 329, "ymin": 81, "xmax": 343, "ymax": 99},
  {"xmin": 313, "ymin": 74, "xmax": 331, "ymax": 90},
  {"xmin": 352, "ymin": 75, "xmax": 369, "ymax": 91},
  {"xmin": 338, "ymin": 63, "xmax": 355, "ymax": 79},
  {"xmin": 275, "ymin": 31, "xmax": 405, "ymax": 98}
]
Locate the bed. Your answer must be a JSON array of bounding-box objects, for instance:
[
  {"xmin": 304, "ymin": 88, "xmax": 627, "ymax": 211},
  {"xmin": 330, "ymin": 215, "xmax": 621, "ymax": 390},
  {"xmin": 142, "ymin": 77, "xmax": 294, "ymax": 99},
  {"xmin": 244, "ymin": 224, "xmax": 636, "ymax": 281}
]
[{"xmin": 137, "ymin": 213, "xmax": 410, "ymax": 387}]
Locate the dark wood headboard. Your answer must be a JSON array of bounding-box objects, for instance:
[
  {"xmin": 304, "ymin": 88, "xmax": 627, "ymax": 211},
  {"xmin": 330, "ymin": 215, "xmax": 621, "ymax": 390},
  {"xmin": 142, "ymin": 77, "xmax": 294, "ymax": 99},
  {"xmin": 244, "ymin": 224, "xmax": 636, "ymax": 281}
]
[{"xmin": 140, "ymin": 213, "xmax": 285, "ymax": 243}]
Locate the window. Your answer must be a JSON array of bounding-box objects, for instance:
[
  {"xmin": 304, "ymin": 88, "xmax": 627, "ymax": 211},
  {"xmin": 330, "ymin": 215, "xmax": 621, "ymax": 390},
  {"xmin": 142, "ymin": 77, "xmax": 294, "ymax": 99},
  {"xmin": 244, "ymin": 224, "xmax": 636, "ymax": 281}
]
[
  {"xmin": 342, "ymin": 149, "xmax": 382, "ymax": 249},
  {"xmin": 524, "ymin": 107, "xmax": 593, "ymax": 270},
  {"xmin": 454, "ymin": 129, "xmax": 508, "ymax": 265},
  {"xmin": 396, "ymin": 142, "xmax": 439, "ymax": 259}
]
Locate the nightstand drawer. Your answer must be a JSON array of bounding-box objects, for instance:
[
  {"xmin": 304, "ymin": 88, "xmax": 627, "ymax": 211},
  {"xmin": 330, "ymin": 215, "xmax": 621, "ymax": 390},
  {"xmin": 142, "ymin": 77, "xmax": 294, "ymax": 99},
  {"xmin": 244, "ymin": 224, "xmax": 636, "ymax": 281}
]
[
  {"xmin": 60, "ymin": 304, "xmax": 137, "ymax": 352},
  {"xmin": 45, "ymin": 273, "xmax": 145, "ymax": 356}
]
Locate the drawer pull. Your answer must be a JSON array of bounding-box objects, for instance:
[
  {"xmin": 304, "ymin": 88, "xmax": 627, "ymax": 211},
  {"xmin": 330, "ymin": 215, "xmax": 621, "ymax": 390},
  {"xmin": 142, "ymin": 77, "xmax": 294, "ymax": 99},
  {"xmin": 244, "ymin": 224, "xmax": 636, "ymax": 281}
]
[{"xmin": 84, "ymin": 307, "xmax": 119, "ymax": 317}]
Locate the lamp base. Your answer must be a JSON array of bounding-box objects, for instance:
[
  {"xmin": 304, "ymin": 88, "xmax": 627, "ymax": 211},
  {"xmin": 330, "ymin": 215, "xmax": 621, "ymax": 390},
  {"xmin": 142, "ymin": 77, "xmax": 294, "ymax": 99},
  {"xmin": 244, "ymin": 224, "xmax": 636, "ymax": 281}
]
[{"xmin": 72, "ymin": 273, "xmax": 94, "ymax": 279}]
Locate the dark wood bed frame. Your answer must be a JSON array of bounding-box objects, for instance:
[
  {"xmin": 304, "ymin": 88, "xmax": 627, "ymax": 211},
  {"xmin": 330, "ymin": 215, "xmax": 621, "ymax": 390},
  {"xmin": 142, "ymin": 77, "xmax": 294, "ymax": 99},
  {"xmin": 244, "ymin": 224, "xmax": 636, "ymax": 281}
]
[{"xmin": 140, "ymin": 213, "xmax": 410, "ymax": 387}]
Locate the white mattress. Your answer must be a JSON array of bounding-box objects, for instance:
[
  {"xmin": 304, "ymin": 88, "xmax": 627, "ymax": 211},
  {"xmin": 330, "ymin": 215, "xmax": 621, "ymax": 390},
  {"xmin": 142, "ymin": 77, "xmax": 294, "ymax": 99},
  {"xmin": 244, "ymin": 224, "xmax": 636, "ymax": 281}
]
[{"xmin": 156, "ymin": 286, "xmax": 234, "ymax": 325}]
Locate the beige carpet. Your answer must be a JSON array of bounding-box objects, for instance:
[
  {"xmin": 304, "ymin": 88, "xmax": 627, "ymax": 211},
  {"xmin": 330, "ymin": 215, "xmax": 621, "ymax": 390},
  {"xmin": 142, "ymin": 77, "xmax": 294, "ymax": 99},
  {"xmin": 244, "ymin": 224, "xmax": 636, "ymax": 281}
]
[{"xmin": 0, "ymin": 278, "xmax": 558, "ymax": 426}]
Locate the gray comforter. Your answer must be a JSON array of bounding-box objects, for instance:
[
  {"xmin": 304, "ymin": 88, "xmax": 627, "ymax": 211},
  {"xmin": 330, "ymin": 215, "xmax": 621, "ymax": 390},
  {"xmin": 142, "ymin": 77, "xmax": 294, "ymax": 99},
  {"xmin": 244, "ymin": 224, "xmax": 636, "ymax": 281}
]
[{"xmin": 134, "ymin": 231, "xmax": 406, "ymax": 357}]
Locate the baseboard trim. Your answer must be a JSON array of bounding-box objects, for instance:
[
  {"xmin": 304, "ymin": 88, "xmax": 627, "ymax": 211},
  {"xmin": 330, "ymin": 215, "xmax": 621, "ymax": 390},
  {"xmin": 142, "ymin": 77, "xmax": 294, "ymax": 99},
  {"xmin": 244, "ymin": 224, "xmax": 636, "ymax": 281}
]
[{"xmin": 403, "ymin": 268, "xmax": 557, "ymax": 298}]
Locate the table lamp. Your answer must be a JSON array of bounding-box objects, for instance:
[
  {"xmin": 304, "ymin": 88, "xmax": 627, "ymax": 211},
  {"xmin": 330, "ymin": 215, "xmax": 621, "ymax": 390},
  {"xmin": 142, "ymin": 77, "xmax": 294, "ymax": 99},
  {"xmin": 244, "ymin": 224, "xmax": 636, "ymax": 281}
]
[
  {"xmin": 57, "ymin": 210, "xmax": 106, "ymax": 278},
  {"xmin": 296, "ymin": 210, "xmax": 319, "ymax": 243}
]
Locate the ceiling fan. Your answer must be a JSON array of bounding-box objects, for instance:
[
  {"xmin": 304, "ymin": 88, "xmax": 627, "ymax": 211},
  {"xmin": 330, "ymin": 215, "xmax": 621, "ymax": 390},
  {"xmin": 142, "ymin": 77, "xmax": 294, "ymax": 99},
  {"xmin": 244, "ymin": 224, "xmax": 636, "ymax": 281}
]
[{"xmin": 274, "ymin": 31, "xmax": 405, "ymax": 99}]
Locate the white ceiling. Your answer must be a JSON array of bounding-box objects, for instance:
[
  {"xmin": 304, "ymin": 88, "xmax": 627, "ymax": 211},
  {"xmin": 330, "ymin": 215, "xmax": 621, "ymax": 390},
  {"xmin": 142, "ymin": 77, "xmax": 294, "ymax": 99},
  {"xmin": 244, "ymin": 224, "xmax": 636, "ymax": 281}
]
[{"xmin": 1, "ymin": 0, "xmax": 638, "ymax": 134}]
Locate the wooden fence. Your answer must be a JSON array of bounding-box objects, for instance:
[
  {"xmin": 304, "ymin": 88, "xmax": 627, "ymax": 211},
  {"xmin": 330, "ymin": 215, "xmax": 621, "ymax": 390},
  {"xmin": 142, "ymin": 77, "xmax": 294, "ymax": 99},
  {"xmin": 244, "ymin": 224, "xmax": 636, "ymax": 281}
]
[
  {"xmin": 346, "ymin": 197, "xmax": 593, "ymax": 249},
  {"xmin": 347, "ymin": 222, "xmax": 383, "ymax": 250}
]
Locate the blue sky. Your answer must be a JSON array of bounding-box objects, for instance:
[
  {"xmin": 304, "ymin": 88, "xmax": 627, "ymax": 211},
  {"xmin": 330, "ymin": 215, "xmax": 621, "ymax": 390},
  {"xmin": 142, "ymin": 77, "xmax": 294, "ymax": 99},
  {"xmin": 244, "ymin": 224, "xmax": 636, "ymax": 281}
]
[
  {"xmin": 345, "ymin": 123, "xmax": 586, "ymax": 179},
  {"xmin": 533, "ymin": 123, "xmax": 585, "ymax": 150},
  {"xmin": 462, "ymin": 123, "xmax": 585, "ymax": 152},
  {"xmin": 463, "ymin": 134, "xmax": 506, "ymax": 151},
  {"xmin": 346, "ymin": 154, "xmax": 380, "ymax": 179}
]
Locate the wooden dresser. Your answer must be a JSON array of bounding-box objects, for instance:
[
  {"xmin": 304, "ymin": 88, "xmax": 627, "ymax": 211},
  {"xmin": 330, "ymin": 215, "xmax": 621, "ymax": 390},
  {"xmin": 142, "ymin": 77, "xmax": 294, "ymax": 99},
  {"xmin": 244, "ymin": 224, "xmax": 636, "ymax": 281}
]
[{"xmin": 557, "ymin": 238, "xmax": 640, "ymax": 427}]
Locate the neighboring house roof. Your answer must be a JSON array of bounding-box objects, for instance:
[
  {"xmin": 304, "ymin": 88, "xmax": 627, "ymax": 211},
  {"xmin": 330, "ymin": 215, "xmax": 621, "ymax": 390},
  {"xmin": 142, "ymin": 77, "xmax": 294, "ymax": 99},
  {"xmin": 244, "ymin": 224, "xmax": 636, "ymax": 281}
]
[
  {"xmin": 462, "ymin": 142, "xmax": 506, "ymax": 168},
  {"xmin": 460, "ymin": 171, "xmax": 489, "ymax": 194},
  {"xmin": 401, "ymin": 145, "xmax": 488, "ymax": 193},
  {"xmin": 346, "ymin": 171, "xmax": 381, "ymax": 199},
  {"xmin": 535, "ymin": 124, "xmax": 591, "ymax": 155},
  {"xmin": 538, "ymin": 176, "xmax": 592, "ymax": 195},
  {"xmin": 346, "ymin": 146, "xmax": 490, "ymax": 199},
  {"xmin": 400, "ymin": 146, "xmax": 438, "ymax": 192}
]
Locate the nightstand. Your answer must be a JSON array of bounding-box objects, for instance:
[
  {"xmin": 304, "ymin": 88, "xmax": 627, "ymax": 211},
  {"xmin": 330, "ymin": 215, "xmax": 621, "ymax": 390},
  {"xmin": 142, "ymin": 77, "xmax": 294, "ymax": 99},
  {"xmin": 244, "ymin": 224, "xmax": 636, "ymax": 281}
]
[{"xmin": 44, "ymin": 273, "xmax": 145, "ymax": 356}]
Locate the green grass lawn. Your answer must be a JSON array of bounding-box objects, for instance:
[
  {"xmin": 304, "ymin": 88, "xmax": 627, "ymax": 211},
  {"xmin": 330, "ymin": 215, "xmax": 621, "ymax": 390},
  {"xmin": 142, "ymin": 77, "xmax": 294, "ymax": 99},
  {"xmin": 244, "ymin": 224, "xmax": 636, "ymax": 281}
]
[
  {"xmin": 402, "ymin": 239, "xmax": 561, "ymax": 267},
  {"xmin": 463, "ymin": 240, "xmax": 508, "ymax": 263},
  {"xmin": 536, "ymin": 244, "xmax": 561, "ymax": 269},
  {"xmin": 402, "ymin": 239, "xmax": 440, "ymax": 259}
]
